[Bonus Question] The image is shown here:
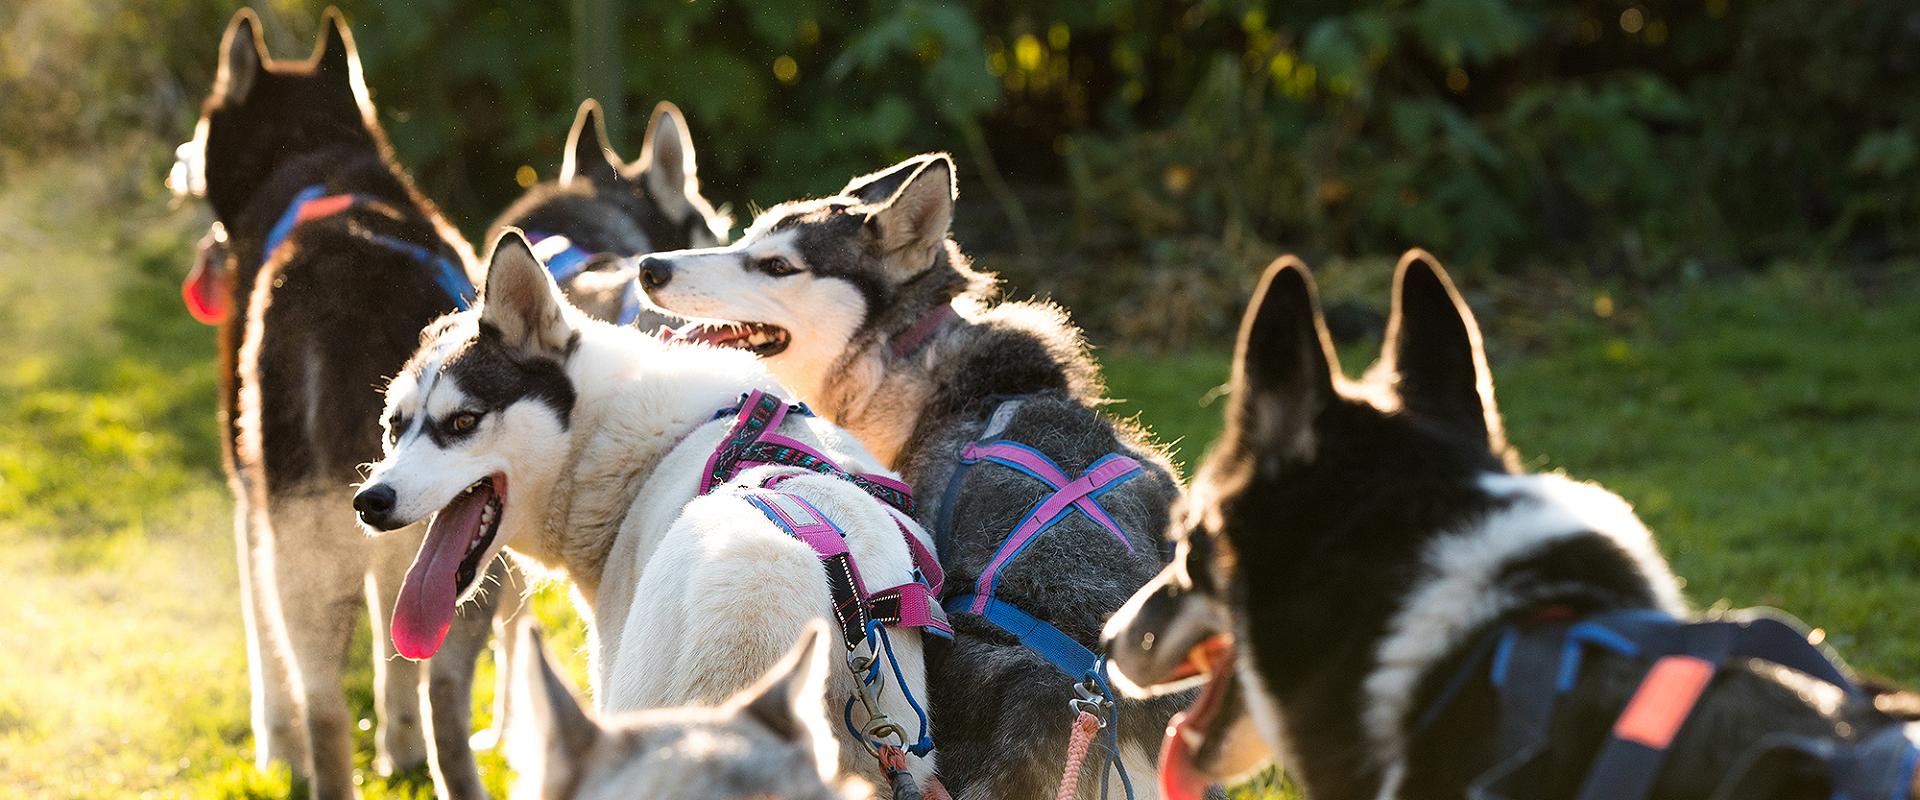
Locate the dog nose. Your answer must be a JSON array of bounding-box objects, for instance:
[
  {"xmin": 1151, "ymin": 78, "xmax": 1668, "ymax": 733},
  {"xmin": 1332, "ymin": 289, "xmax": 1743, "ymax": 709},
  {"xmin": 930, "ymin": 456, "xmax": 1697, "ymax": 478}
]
[
  {"xmin": 354, "ymin": 484, "xmax": 396, "ymax": 516},
  {"xmin": 638, "ymin": 256, "xmax": 673, "ymax": 290}
]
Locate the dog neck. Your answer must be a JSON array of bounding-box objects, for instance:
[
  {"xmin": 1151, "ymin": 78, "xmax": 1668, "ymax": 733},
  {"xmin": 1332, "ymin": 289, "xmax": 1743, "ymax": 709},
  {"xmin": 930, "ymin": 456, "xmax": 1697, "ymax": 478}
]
[
  {"xmin": 534, "ymin": 324, "xmax": 780, "ymax": 601},
  {"xmin": 811, "ymin": 294, "xmax": 1107, "ymax": 470},
  {"xmin": 1361, "ymin": 472, "xmax": 1687, "ymax": 800}
]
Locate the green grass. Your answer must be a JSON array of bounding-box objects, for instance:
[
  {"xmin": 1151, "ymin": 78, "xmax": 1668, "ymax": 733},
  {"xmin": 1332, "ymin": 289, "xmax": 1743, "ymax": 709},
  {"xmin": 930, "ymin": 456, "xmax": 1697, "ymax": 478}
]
[{"xmin": 3, "ymin": 151, "xmax": 1916, "ymax": 798}]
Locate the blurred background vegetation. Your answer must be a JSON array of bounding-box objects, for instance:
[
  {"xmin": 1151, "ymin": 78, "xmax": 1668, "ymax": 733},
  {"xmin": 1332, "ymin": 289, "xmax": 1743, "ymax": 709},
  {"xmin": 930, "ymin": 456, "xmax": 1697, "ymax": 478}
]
[
  {"xmin": 7, "ymin": 0, "xmax": 1919, "ymax": 346},
  {"xmin": 2, "ymin": 1, "xmax": 1918, "ymax": 797}
]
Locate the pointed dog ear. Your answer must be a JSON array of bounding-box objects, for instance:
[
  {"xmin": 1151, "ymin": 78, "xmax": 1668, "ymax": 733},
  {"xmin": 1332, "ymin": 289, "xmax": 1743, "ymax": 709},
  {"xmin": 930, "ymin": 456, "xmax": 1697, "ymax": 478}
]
[
  {"xmin": 507, "ymin": 623, "xmax": 600, "ymax": 796},
  {"xmin": 639, "ymin": 101, "xmax": 696, "ymax": 197},
  {"xmin": 1228, "ymin": 256, "xmax": 1338, "ymax": 466},
  {"xmin": 480, "ymin": 230, "xmax": 574, "ymax": 356},
  {"xmin": 562, "ymin": 99, "xmax": 623, "ymax": 187},
  {"xmin": 846, "ymin": 153, "xmax": 956, "ymax": 261},
  {"xmin": 735, "ymin": 621, "xmax": 838, "ymax": 782},
  {"xmin": 313, "ymin": 7, "xmax": 370, "ymax": 110},
  {"xmin": 1383, "ymin": 249, "xmax": 1506, "ymax": 454},
  {"xmin": 216, "ymin": 8, "xmax": 267, "ymax": 105}
]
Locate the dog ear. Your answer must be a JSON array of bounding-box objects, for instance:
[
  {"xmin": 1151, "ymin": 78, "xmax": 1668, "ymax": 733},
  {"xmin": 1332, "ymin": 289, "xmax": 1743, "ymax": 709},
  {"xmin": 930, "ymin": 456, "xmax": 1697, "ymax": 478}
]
[
  {"xmin": 508, "ymin": 622, "xmax": 601, "ymax": 797},
  {"xmin": 1228, "ymin": 256, "xmax": 1338, "ymax": 465},
  {"xmin": 216, "ymin": 9, "xmax": 267, "ymax": 105},
  {"xmin": 313, "ymin": 8, "xmax": 370, "ymax": 110},
  {"xmin": 639, "ymin": 101, "xmax": 697, "ymax": 198},
  {"xmin": 481, "ymin": 230, "xmax": 574, "ymax": 356},
  {"xmin": 847, "ymin": 154, "xmax": 956, "ymax": 261},
  {"xmin": 1383, "ymin": 249, "xmax": 1506, "ymax": 454},
  {"xmin": 736, "ymin": 621, "xmax": 838, "ymax": 781},
  {"xmin": 562, "ymin": 99, "xmax": 623, "ymax": 187}
]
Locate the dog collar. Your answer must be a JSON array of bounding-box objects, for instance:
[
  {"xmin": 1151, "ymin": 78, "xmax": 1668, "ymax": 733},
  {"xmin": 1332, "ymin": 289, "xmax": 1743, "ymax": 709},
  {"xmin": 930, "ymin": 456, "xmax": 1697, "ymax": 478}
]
[{"xmin": 890, "ymin": 304, "xmax": 959, "ymax": 360}]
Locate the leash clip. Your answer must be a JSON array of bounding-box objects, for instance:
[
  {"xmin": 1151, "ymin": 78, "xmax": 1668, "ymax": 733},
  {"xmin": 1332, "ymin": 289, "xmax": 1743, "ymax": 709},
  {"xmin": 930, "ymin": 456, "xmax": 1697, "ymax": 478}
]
[{"xmin": 1069, "ymin": 678, "xmax": 1111, "ymax": 729}]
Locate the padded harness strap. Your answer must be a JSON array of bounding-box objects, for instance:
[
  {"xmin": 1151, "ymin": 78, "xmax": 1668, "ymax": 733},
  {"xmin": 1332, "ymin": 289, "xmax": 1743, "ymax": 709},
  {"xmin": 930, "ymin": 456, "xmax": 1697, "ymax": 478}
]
[
  {"xmin": 960, "ymin": 443, "xmax": 1142, "ymax": 615},
  {"xmin": 263, "ymin": 184, "xmax": 475, "ymax": 309},
  {"xmin": 702, "ymin": 391, "xmax": 916, "ymax": 514}
]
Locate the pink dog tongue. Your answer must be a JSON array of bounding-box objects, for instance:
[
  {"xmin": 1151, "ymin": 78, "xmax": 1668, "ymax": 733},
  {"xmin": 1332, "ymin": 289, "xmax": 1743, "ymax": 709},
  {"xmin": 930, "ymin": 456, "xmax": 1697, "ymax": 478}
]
[{"xmin": 391, "ymin": 486, "xmax": 489, "ymax": 660}]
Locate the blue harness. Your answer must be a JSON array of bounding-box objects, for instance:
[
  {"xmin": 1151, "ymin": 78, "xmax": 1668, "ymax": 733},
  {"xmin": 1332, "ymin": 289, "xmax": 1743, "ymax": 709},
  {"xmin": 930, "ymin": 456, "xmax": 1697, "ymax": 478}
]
[
  {"xmin": 933, "ymin": 399, "xmax": 1148, "ymax": 800},
  {"xmin": 525, "ymin": 231, "xmax": 644, "ymax": 325},
  {"xmin": 1415, "ymin": 607, "xmax": 1920, "ymax": 800},
  {"xmin": 264, "ymin": 185, "xmax": 475, "ymax": 308}
]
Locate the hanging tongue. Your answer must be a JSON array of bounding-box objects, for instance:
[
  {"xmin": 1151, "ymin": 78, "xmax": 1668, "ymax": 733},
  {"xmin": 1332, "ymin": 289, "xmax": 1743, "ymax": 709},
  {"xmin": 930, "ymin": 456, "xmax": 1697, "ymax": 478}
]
[
  {"xmin": 1159, "ymin": 640, "xmax": 1237, "ymax": 800},
  {"xmin": 182, "ymin": 240, "xmax": 230, "ymax": 324},
  {"xmin": 391, "ymin": 482, "xmax": 492, "ymax": 660}
]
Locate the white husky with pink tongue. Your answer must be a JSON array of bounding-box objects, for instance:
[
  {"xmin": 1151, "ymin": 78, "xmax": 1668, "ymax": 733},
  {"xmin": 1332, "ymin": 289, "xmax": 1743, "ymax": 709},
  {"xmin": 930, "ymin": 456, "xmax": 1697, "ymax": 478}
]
[{"xmin": 356, "ymin": 230, "xmax": 937, "ymax": 793}]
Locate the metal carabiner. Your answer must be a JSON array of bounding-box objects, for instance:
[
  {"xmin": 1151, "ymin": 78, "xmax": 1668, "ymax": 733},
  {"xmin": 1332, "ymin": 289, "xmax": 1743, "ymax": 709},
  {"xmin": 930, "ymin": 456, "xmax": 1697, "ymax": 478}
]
[{"xmin": 1069, "ymin": 678, "xmax": 1111, "ymax": 728}]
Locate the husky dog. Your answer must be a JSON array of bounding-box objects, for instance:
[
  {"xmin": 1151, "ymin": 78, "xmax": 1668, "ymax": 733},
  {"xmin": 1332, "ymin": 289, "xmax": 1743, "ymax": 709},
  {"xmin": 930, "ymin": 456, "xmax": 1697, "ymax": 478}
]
[
  {"xmin": 489, "ymin": 99, "xmax": 729, "ymax": 325},
  {"xmin": 508, "ymin": 620, "xmax": 873, "ymax": 800},
  {"xmin": 184, "ymin": 9, "xmax": 504, "ymax": 797},
  {"xmin": 635, "ymin": 154, "xmax": 1186, "ymax": 799},
  {"xmin": 1103, "ymin": 252, "xmax": 1920, "ymax": 800},
  {"xmin": 355, "ymin": 232, "xmax": 938, "ymax": 790}
]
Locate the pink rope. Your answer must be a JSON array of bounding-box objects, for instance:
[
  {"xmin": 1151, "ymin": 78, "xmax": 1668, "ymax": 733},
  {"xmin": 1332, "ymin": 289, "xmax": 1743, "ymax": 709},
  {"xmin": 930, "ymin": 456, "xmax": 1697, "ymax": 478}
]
[{"xmin": 1054, "ymin": 710, "xmax": 1104, "ymax": 800}]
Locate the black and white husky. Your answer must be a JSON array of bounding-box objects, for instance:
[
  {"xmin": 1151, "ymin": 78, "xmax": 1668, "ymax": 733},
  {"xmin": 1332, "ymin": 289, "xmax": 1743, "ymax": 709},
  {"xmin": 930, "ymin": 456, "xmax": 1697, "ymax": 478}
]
[
  {"xmin": 355, "ymin": 232, "xmax": 937, "ymax": 790},
  {"xmin": 635, "ymin": 154, "xmax": 1188, "ymax": 799},
  {"xmin": 489, "ymin": 99, "xmax": 729, "ymax": 325},
  {"xmin": 1103, "ymin": 252, "xmax": 1920, "ymax": 800},
  {"xmin": 182, "ymin": 9, "xmax": 502, "ymax": 797}
]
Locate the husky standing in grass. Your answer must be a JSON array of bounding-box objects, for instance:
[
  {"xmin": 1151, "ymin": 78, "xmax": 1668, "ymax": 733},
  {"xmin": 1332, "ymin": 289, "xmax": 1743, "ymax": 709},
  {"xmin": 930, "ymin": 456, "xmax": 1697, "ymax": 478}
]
[
  {"xmin": 489, "ymin": 99, "xmax": 729, "ymax": 325},
  {"xmin": 1103, "ymin": 252, "xmax": 1920, "ymax": 800},
  {"xmin": 635, "ymin": 154, "xmax": 1188, "ymax": 798},
  {"xmin": 508, "ymin": 621, "xmax": 873, "ymax": 800},
  {"xmin": 183, "ymin": 9, "xmax": 504, "ymax": 797},
  {"xmin": 355, "ymin": 232, "xmax": 941, "ymax": 791}
]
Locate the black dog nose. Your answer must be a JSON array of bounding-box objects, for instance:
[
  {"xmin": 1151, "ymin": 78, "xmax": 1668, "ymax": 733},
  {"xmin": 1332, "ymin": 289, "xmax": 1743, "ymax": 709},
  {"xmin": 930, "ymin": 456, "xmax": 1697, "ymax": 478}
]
[
  {"xmin": 354, "ymin": 484, "xmax": 396, "ymax": 516},
  {"xmin": 637, "ymin": 256, "xmax": 672, "ymax": 290}
]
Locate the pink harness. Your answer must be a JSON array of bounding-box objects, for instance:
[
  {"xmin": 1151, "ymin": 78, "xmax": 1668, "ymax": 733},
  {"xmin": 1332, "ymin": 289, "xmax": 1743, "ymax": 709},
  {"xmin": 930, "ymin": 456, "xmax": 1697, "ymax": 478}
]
[{"xmin": 700, "ymin": 390, "xmax": 951, "ymax": 644}]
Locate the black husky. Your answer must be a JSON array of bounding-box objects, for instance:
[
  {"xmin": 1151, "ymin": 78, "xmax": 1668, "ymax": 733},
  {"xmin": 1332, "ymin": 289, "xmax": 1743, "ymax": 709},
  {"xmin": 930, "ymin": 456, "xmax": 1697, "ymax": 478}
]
[
  {"xmin": 1105, "ymin": 251, "xmax": 1920, "ymax": 800},
  {"xmin": 186, "ymin": 9, "xmax": 502, "ymax": 798},
  {"xmin": 488, "ymin": 99, "xmax": 728, "ymax": 325}
]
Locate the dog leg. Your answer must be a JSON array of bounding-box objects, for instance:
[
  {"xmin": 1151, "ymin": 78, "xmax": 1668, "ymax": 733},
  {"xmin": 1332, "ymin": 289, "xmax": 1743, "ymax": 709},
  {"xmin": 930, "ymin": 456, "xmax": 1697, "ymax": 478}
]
[
  {"xmin": 366, "ymin": 527, "xmax": 429, "ymax": 776},
  {"xmin": 237, "ymin": 495, "xmax": 309, "ymax": 769},
  {"xmin": 270, "ymin": 491, "xmax": 371, "ymax": 800},
  {"xmin": 471, "ymin": 556, "xmax": 529, "ymax": 752},
  {"xmin": 420, "ymin": 557, "xmax": 511, "ymax": 799}
]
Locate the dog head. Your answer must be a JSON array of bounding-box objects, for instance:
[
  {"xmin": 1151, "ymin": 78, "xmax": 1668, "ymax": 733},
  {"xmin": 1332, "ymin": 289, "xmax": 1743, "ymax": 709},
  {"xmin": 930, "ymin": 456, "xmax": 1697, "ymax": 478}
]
[
  {"xmin": 634, "ymin": 153, "xmax": 986, "ymax": 399},
  {"xmin": 1103, "ymin": 251, "xmax": 1515, "ymax": 796},
  {"xmin": 508, "ymin": 621, "xmax": 869, "ymax": 800},
  {"xmin": 189, "ymin": 8, "xmax": 379, "ymax": 224},
  {"xmin": 491, "ymin": 99, "xmax": 731, "ymax": 325},
  {"xmin": 356, "ymin": 231, "xmax": 580, "ymax": 660}
]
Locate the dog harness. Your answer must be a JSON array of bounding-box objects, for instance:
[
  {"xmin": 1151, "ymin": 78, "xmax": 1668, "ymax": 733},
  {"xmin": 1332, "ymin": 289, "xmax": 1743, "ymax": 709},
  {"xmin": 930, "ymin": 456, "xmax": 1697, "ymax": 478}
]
[
  {"xmin": 266, "ymin": 185, "xmax": 475, "ymax": 307},
  {"xmin": 702, "ymin": 391, "xmax": 949, "ymax": 798},
  {"xmin": 933, "ymin": 398, "xmax": 1147, "ymax": 800},
  {"xmin": 1414, "ymin": 606, "xmax": 1920, "ymax": 800},
  {"xmin": 525, "ymin": 231, "xmax": 645, "ymax": 326}
]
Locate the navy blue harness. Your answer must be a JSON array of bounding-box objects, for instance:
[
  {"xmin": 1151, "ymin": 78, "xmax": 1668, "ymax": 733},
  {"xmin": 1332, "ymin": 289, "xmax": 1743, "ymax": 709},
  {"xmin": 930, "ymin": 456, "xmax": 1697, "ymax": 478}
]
[
  {"xmin": 1412, "ymin": 607, "xmax": 1919, "ymax": 800},
  {"xmin": 264, "ymin": 185, "xmax": 475, "ymax": 308},
  {"xmin": 525, "ymin": 231, "xmax": 643, "ymax": 325}
]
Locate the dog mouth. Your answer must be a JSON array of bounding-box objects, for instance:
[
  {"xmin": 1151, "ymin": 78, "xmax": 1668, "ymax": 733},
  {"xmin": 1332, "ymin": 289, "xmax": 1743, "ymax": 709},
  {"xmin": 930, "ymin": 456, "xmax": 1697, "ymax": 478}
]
[
  {"xmin": 1160, "ymin": 635, "xmax": 1241, "ymax": 800},
  {"xmin": 391, "ymin": 474, "xmax": 506, "ymax": 660},
  {"xmin": 667, "ymin": 321, "xmax": 792, "ymax": 357}
]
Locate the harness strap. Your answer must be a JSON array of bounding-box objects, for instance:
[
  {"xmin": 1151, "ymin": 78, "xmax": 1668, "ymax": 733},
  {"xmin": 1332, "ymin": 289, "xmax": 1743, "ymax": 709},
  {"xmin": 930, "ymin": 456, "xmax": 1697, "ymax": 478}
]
[
  {"xmin": 891, "ymin": 304, "xmax": 959, "ymax": 360},
  {"xmin": 703, "ymin": 391, "xmax": 916, "ymax": 514},
  {"xmin": 1575, "ymin": 623, "xmax": 1736, "ymax": 800},
  {"xmin": 525, "ymin": 232, "xmax": 598, "ymax": 283},
  {"xmin": 967, "ymin": 447, "xmax": 1142, "ymax": 615},
  {"xmin": 262, "ymin": 184, "xmax": 475, "ymax": 309},
  {"xmin": 947, "ymin": 593, "xmax": 1099, "ymax": 680}
]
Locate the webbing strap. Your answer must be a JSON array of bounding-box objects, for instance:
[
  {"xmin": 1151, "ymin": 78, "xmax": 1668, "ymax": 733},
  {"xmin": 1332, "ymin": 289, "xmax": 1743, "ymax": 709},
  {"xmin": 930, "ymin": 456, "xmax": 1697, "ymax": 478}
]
[
  {"xmin": 525, "ymin": 232, "xmax": 597, "ymax": 282},
  {"xmin": 1574, "ymin": 620, "xmax": 1735, "ymax": 800},
  {"xmin": 946, "ymin": 593, "xmax": 1099, "ymax": 680},
  {"xmin": 967, "ymin": 446, "xmax": 1142, "ymax": 614},
  {"xmin": 262, "ymin": 185, "xmax": 475, "ymax": 309},
  {"xmin": 703, "ymin": 391, "xmax": 916, "ymax": 514}
]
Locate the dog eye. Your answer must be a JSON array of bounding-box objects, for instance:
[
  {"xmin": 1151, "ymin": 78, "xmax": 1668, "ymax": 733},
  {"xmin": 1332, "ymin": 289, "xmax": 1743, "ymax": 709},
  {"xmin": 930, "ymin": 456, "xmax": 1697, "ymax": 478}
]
[
  {"xmin": 386, "ymin": 415, "xmax": 404, "ymax": 444},
  {"xmin": 755, "ymin": 256, "xmax": 800, "ymax": 277},
  {"xmin": 448, "ymin": 412, "xmax": 482, "ymax": 433}
]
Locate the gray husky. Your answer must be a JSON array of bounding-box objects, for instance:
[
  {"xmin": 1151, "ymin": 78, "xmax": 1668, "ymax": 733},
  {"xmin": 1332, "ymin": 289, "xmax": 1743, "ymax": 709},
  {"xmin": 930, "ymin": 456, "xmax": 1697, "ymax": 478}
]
[
  {"xmin": 636, "ymin": 154, "xmax": 1188, "ymax": 798},
  {"xmin": 490, "ymin": 99, "xmax": 729, "ymax": 325},
  {"xmin": 509, "ymin": 620, "xmax": 873, "ymax": 800}
]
